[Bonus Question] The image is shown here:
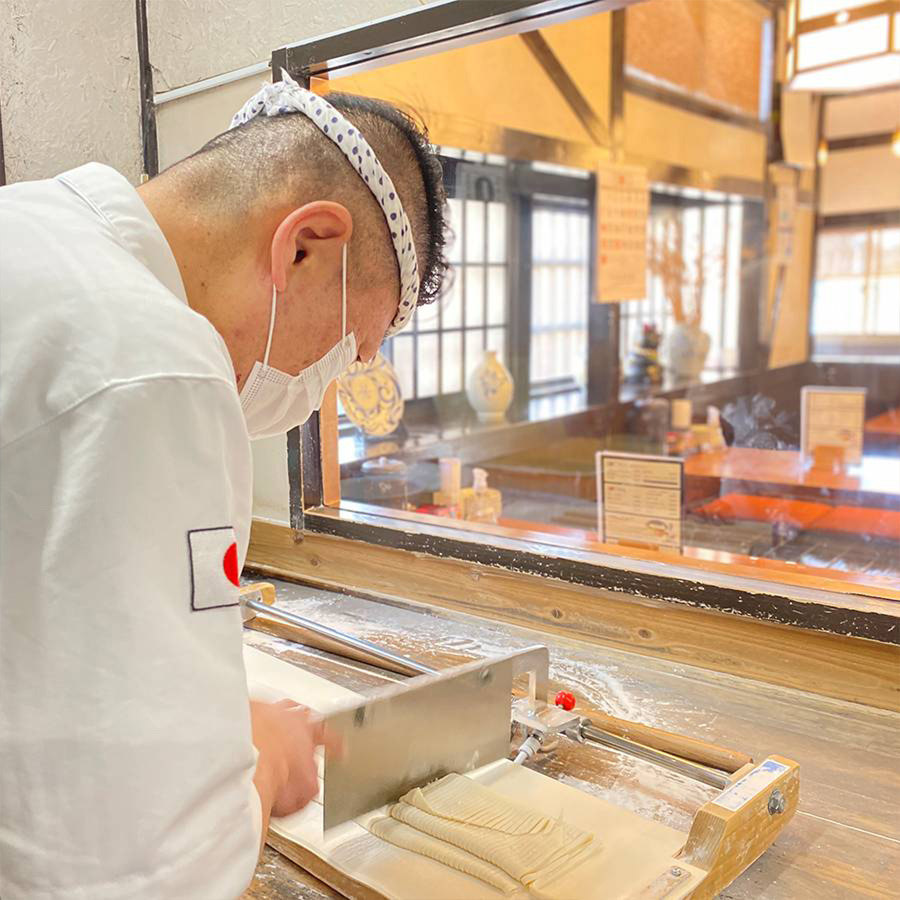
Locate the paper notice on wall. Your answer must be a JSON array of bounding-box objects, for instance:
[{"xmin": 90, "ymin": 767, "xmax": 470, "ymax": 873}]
[
  {"xmin": 595, "ymin": 162, "xmax": 649, "ymax": 302},
  {"xmin": 801, "ymin": 386, "xmax": 866, "ymax": 466},
  {"xmin": 771, "ymin": 163, "xmax": 799, "ymax": 264},
  {"xmin": 775, "ymin": 181, "xmax": 796, "ymax": 263},
  {"xmin": 596, "ymin": 452, "xmax": 683, "ymax": 552}
]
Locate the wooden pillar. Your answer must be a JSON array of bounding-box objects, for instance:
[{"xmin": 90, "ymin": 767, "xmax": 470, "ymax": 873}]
[{"xmin": 587, "ymin": 8, "xmax": 625, "ymax": 406}]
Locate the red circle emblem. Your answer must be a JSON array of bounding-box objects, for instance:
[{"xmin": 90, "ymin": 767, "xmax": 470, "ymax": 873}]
[{"xmin": 223, "ymin": 542, "xmax": 240, "ymax": 586}]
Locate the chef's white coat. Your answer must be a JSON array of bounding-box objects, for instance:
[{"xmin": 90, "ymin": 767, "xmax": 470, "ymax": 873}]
[{"xmin": 0, "ymin": 164, "xmax": 262, "ymax": 898}]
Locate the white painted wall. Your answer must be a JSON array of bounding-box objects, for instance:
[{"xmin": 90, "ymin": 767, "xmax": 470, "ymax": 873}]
[
  {"xmin": 0, "ymin": 0, "xmax": 426, "ymax": 182},
  {"xmin": 824, "ymin": 88, "xmax": 900, "ymax": 139},
  {"xmin": 0, "ymin": 0, "xmax": 142, "ymax": 183},
  {"xmin": 155, "ymin": 72, "xmax": 265, "ymax": 170},
  {"xmin": 820, "ymin": 146, "xmax": 900, "ymax": 215},
  {"xmin": 147, "ymin": 0, "xmax": 427, "ymax": 92}
]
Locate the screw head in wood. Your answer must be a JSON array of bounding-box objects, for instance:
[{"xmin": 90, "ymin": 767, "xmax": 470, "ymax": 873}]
[{"xmin": 768, "ymin": 789, "xmax": 786, "ymax": 815}]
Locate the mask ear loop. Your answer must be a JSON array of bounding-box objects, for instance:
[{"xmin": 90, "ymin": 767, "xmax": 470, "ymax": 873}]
[
  {"xmin": 341, "ymin": 243, "xmax": 348, "ymax": 338},
  {"xmin": 262, "ymin": 284, "xmax": 278, "ymax": 366}
]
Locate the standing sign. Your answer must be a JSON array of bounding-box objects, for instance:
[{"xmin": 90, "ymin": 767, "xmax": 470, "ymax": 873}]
[
  {"xmin": 595, "ymin": 162, "xmax": 649, "ymax": 302},
  {"xmin": 801, "ymin": 386, "xmax": 866, "ymax": 466},
  {"xmin": 596, "ymin": 451, "xmax": 684, "ymax": 552}
]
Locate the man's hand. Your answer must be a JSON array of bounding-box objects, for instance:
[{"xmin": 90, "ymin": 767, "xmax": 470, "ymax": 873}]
[{"xmin": 250, "ymin": 698, "xmax": 340, "ymax": 849}]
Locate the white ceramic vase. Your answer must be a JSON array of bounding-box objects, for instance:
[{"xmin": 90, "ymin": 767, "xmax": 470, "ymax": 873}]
[
  {"xmin": 466, "ymin": 350, "xmax": 513, "ymax": 423},
  {"xmin": 662, "ymin": 322, "xmax": 711, "ymax": 382}
]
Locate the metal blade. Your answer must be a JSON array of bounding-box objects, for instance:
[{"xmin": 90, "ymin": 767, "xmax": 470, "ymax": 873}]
[{"xmin": 322, "ymin": 645, "xmax": 549, "ymax": 829}]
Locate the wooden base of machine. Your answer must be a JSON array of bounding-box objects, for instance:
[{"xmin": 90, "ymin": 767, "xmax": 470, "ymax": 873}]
[
  {"xmin": 266, "ymin": 831, "xmax": 388, "ymax": 900},
  {"xmin": 262, "ymin": 758, "xmax": 798, "ymax": 900},
  {"xmin": 244, "ymin": 645, "xmax": 799, "ymax": 899}
]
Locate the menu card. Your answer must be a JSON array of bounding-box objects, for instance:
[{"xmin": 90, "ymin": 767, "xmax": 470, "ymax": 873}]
[
  {"xmin": 801, "ymin": 386, "xmax": 866, "ymax": 466},
  {"xmin": 596, "ymin": 451, "xmax": 684, "ymax": 552},
  {"xmin": 595, "ymin": 162, "xmax": 649, "ymax": 302}
]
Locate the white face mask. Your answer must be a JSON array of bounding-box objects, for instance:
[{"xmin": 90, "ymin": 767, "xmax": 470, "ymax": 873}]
[{"xmin": 239, "ymin": 244, "xmax": 357, "ymax": 440}]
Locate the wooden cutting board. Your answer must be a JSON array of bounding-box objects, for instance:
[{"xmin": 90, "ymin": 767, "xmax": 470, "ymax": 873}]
[{"xmin": 244, "ymin": 646, "xmax": 707, "ymax": 899}]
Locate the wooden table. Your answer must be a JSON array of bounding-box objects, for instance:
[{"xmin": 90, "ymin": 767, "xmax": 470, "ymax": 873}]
[
  {"xmin": 866, "ymin": 407, "xmax": 900, "ymax": 453},
  {"xmin": 685, "ymin": 447, "xmax": 900, "ymax": 509},
  {"xmin": 866, "ymin": 408, "xmax": 900, "ymax": 437},
  {"xmin": 242, "ymin": 578, "xmax": 900, "ymax": 900}
]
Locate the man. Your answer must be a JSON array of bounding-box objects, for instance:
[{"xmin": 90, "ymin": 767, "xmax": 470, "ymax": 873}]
[{"xmin": 0, "ymin": 75, "xmax": 447, "ymax": 898}]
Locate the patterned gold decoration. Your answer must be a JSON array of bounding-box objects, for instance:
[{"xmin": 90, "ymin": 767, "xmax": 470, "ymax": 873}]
[{"xmin": 337, "ymin": 352, "xmax": 404, "ymax": 437}]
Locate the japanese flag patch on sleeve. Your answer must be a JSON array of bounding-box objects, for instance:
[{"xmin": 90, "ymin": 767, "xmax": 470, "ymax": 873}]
[{"xmin": 187, "ymin": 526, "xmax": 241, "ymax": 611}]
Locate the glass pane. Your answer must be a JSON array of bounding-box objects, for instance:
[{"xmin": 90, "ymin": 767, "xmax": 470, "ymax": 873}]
[
  {"xmin": 797, "ymin": 16, "xmax": 889, "ymax": 70},
  {"xmin": 487, "ymin": 266, "xmax": 507, "ymax": 325},
  {"xmin": 798, "ymin": 0, "xmax": 876, "ymax": 21},
  {"xmin": 464, "ymin": 329, "xmax": 486, "ymax": 384},
  {"xmin": 813, "ymin": 276, "xmax": 866, "ymax": 333},
  {"xmin": 872, "ymin": 277, "xmax": 900, "ymax": 334},
  {"xmin": 486, "ymin": 327, "xmax": 507, "ymax": 367},
  {"xmin": 465, "ymin": 265, "xmax": 485, "ymax": 327},
  {"xmin": 446, "ymin": 198, "xmax": 463, "ymax": 263},
  {"xmin": 682, "ymin": 207, "xmax": 703, "ymax": 324},
  {"xmin": 391, "ymin": 335, "xmax": 414, "ymax": 400},
  {"xmin": 701, "ymin": 205, "xmax": 726, "ymax": 368},
  {"xmin": 325, "ymin": 13, "xmax": 900, "ymax": 602},
  {"xmin": 723, "ymin": 203, "xmax": 744, "ymax": 368},
  {"xmin": 441, "ymin": 330, "xmax": 462, "ymax": 393},
  {"xmin": 464, "ymin": 200, "xmax": 486, "ymax": 263},
  {"xmin": 416, "ymin": 333, "xmax": 438, "ymax": 397},
  {"xmin": 414, "ymin": 292, "xmax": 441, "ymax": 333},
  {"xmin": 532, "ymin": 205, "xmax": 590, "ymax": 387},
  {"xmin": 441, "ymin": 265, "xmax": 463, "ymax": 329},
  {"xmin": 487, "ymin": 201, "xmax": 507, "ymax": 263}
]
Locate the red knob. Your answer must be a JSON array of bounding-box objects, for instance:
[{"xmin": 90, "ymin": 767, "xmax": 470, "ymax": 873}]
[{"xmin": 555, "ymin": 690, "xmax": 576, "ymax": 711}]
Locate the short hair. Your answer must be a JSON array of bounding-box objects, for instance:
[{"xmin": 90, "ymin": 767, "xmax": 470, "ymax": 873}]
[{"xmin": 174, "ymin": 90, "xmax": 448, "ymax": 307}]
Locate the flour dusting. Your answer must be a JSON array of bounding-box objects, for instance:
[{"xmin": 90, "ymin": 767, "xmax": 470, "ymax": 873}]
[{"xmin": 556, "ymin": 758, "xmax": 716, "ymax": 832}]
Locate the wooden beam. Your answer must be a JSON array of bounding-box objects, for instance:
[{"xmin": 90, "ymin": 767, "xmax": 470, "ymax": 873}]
[
  {"xmin": 246, "ymin": 522, "xmax": 900, "ymax": 712},
  {"xmin": 519, "ymin": 30, "xmax": 609, "ymax": 146}
]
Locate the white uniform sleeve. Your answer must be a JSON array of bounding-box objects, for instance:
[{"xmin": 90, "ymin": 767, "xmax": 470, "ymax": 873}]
[{"xmin": 0, "ymin": 374, "xmax": 260, "ymax": 900}]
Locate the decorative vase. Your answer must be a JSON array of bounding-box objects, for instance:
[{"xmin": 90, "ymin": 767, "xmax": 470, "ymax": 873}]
[
  {"xmin": 662, "ymin": 322, "xmax": 711, "ymax": 382},
  {"xmin": 337, "ymin": 351, "xmax": 404, "ymax": 437},
  {"xmin": 466, "ymin": 350, "xmax": 513, "ymax": 423}
]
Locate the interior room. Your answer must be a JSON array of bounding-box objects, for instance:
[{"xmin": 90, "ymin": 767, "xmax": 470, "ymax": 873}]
[
  {"xmin": 297, "ymin": 6, "xmax": 900, "ymax": 599},
  {"xmin": 1, "ymin": 1, "xmax": 898, "ymax": 899}
]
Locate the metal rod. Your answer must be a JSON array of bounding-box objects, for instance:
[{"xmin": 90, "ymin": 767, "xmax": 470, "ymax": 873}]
[
  {"xmin": 245, "ymin": 598, "xmax": 437, "ymax": 677},
  {"xmin": 580, "ymin": 722, "xmax": 732, "ymax": 790}
]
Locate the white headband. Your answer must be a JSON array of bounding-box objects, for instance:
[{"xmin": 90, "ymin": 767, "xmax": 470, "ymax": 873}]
[{"xmin": 230, "ymin": 71, "xmax": 419, "ymax": 336}]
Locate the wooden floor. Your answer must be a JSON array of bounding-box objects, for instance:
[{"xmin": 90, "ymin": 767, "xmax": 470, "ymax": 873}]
[{"xmin": 242, "ymin": 577, "xmax": 900, "ymax": 900}]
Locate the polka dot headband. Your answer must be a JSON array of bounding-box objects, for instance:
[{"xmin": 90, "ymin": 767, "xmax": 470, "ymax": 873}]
[{"xmin": 230, "ymin": 70, "xmax": 419, "ymax": 336}]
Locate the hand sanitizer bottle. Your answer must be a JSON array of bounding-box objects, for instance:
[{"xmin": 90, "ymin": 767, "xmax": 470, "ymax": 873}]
[{"xmin": 461, "ymin": 468, "xmax": 502, "ymax": 524}]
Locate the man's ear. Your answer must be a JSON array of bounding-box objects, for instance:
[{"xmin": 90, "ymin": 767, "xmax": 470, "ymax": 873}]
[{"xmin": 270, "ymin": 202, "xmax": 353, "ymax": 292}]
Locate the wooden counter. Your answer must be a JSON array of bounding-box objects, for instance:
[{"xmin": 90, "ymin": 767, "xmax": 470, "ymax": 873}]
[
  {"xmin": 242, "ymin": 578, "xmax": 900, "ymax": 900},
  {"xmin": 684, "ymin": 447, "xmax": 900, "ymax": 496},
  {"xmin": 866, "ymin": 407, "xmax": 900, "ymax": 454},
  {"xmin": 496, "ymin": 516, "xmax": 900, "ymax": 596},
  {"xmin": 866, "ymin": 407, "xmax": 900, "ymax": 437}
]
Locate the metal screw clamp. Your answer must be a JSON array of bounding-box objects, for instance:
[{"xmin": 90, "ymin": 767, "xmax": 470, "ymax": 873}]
[{"xmin": 768, "ymin": 789, "xmax": 786, "ymax": 815}]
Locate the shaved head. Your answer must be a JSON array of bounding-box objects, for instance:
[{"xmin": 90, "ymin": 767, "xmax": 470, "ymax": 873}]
[{"xmin": 168, "ymin": 91, "xmax": 448, "ymax": 308}]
